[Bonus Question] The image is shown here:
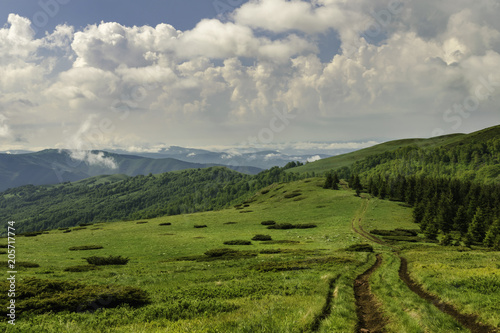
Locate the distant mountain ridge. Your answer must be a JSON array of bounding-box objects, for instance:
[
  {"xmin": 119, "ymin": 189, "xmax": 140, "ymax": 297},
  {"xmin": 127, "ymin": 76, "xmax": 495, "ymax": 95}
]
[{"xmin": 0, "ymin": 149, "xmax": 262, "ymax": 192}]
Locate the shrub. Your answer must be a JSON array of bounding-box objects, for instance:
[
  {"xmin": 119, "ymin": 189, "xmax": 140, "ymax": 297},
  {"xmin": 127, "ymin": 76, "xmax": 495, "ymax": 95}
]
[
  {"xmin": 79, "ymin": 223, "xmax": 94, "ymax": 227},
  {"xmin": 261, "ymin": 220, "xmax": 276, "ymax": 226},
  {"xmin": 260, "ymin": 189, "xmax": 270, "ymax": 194},
  {"xmin": 69, "ymin": 245, "xmax": 104, "ymax": 251},
  {"xmin": 64, "ymin": 265, "xmax": 101, "ymax": 272},
  {"xmin": 260, "ymin": 249, "xmax": 282, "ymax": 254},
  {"xmin": 239, "ymin": 210, "xmax": 253, "ymax": 213},
  {"xmin": 0, "ymin": 277, "xmax": 149, "ymax": 315},
  {"xmin": 345, "ymin": 243, "xmax": 374, "ymax": 252},
  {"xmin": 252, "ymin": 234, "xmax": 272, "ymax": 241},
  {"xmin": 159, "ymin": 223, "xmax": 171, "ymax": 226},
  {"xmin": 204, "ymin": 248, "xmax": 239, "ymax": 257},
  {"xmin": 267, "ymin": 223, "xmax": 295, "ymax": 230},
  {"xmin": 136, "ymin": 221, "xmax": 148, "ymax": 224},
  {"xmin": 440, "ymin": 234, "xmax": 454, "ymax": 246},
  {"xmin": 0, "ymin": 261, "xmax": 39, "ymax": 268},
  {"xmin": 72, "ymin": 227, "xmax": 87, "ymax": 231},
  {"xmin": 0, "ymin": 251, "xmax": 7, "ymax": 254},
  {"xmin": 85, "ymin": 255, "xmax": 129, "ymax": 265},
  {"xmin": 294, "ymin": 224, "xmax": 317, "ymax": 229},
  {"xmin": 261, "ymin": 240, "xmax": 300, "ymax": 244},
  {"xmin": 23, "ymin": 232, "xmax": 42, "ymax": 237},
  {"xmin": 58, "ymin": 227, "xmax": 69, "ymax": 230},
  {"xmin": 223, "ymin": 240, "xmax": 252, "ymax": 245},
  {"xmin": 223, "ymin": 222, "xmax": 237, "ymax": 225},
  {"xmin": 194, "ymin": 224, "xmax": 207, "ymax": 228},
  {"xmin": 0, "ymin": 244, "xmax": 8, "ymax": 248},
  {"xmin": 284, "ymin": 192, "xmax": 302, "ymax": 199},
  {"xmin": 63, "ymin": 230, "xmax": 72, "ymax": 233}
]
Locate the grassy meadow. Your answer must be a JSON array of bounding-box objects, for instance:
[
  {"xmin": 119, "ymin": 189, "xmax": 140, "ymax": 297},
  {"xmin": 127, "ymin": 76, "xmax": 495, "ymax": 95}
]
[{"xmin": 1, "ymin": 178, "xmax": 499, "ymax": 332}]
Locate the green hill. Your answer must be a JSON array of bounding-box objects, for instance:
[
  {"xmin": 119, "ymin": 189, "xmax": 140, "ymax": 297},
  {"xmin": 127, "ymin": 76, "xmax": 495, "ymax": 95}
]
[{"xmin": 292, "ymin": 125, "xmax": 500, "ymax": 175}]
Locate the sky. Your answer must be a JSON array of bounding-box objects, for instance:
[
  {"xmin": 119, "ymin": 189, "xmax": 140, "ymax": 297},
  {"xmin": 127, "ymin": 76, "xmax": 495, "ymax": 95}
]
[{"xmin": 0, "ymin": 0, "xmax": 499, "ymax": 155}]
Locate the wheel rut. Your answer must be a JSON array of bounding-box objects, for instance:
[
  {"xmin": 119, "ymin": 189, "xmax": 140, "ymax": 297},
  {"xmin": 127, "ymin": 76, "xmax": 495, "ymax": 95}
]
[
  {"xmin": 309, "ymin": 274, "xmax": 340, "ymax": 332},
  {"xmin": 354, "ymin": 253, "xmax": 386, "ymax": 333},
  {"xmin": 351, "ymin": 198, "xmax": 499, "ymax": 333}
]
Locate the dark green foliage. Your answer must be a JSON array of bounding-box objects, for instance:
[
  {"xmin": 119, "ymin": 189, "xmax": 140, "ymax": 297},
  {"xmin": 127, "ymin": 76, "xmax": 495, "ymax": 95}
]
[
  {"xmin": 72, "ymin": 227, "xmax": 87, "ymax": 231},
  {"xmin": 345, "ymin": 243, "xmax": 373, "ymax": 252},
  {"xmin": 194, "ymin": 224, "xmax": 207, "ymax": 228},
  {"xmin": 63, "ymin": 230, "xmax": 71, "ymax": 233},
  {"xmin": 0, "ymin": 165, "xmax": 305, "ymax": 235},
  {"xmin": 0, "ymin": 277, "xmax": 149, "ymax": 316},
  {"xmin": 261, "ymin": 220, "xmax": 276, "ymax": 225},
  {"xmin": 254, "ymin": 256, "xmax": 351, "ymax": 272},
  {"xmin": 440, "ymin": 234, "xmax": 454, "ymax": 246},
  {"xmin": 23, "ymin": 232, "xmax": 42, "ymax": 237},
  {"xmin": 0, "ymin": 244, "xmax": 7, "ymax": 248},
  {"xmin": 69, "ymin": 245, "xmax": 104, "ymax": 251},
  {"xmin": 159, "ymin": 222, "xmax": 171, "ymax": 226},
  {"xmin": 85, "ymin": 255, "xmax": 129, "ymax": 265},
  {"xmin": 204, "ymin": 248, "xmax": 240, "ymax": 257},
  {"xmin": 267, "ymin": 223, "xmax": 317, "ymax": 230},
  {"xmin": 260, "ymin": 189, "xmax": 270, "ymax": 194},
  {"xmin": 79, "ymin": 223, "xmax": 94, "ymax": 227},
  {"xmin": 0, "ymin": 251, "xmax": 6, "ymax": 254},
  {"xmin": 370, "ymin": 229, "xmax": 418, "ymax": 237},
  {"xmin": 239, "ymin": 210, "xmax": 253, "ymax": 213},
  {"xmin": 223, "ymin": 222, "xmax": 237, "ymax": 225},
  {"xmin": 223, "ymin": 240, "xmax": 252, "ymax": 245},
  {"xmin": 58, "ymin": 227, "xmax": 69, "ymax": 230},
  {"xmin": 259, "ymin": 249, "xmax": 282, "ymax": 254},
  {"xmin": 267, "ymin": 223, "xmax": 295, "ymax": 230},
  {"xmin": 172, "ymin": 248, "xmax": 257, "ymax": 261},
  {"xmin": 0, "ymin": 261, "xmax": 39, "ymax": 268},
  {"xmin": 136, "ymin": 221, "xmax": 148, "ymax": 224},
  {"xmin": 64, "ymin": 265, "xmax": 101, "ymax": 272},
  {"xmin": 284, "ymin": 192, "xmax": 302, "ymax": 199},
  {"xmin": 252, "ymin": 234, "xmax": 272, "ymax": 241}
]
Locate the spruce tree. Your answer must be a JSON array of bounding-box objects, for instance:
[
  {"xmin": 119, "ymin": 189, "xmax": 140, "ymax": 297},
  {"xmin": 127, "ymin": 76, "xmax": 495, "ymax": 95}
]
[
  {"xmin": 323, "ymin": 172, "xmax": 333, "ymax": 189},
  {"xmin": 332, "ymin": 172, "xmax": 340, "ymax": 190},
  {"xmin": 467, "ymin": 207, "xmax": 487, "ymax": 243},
  {"xmin": 453, "ymin": 205, "xmax": 468, "ymax": 236},
  {"xmin": 483, "ymin": 218, "xmax": 500, "ymax": 248}
]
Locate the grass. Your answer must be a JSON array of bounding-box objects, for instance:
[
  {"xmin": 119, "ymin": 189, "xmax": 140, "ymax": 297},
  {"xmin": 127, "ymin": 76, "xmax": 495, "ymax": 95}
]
[{"xmin": 1, "ymin": 177, "xmax": 498, "ymax": 332}]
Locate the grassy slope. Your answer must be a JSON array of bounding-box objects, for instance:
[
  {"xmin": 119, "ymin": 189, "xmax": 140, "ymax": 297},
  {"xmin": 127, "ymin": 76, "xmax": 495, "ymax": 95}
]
[
  {"xmin": 2, "ymin": 178, "xmax": 499, "ymax": 332},
  {"xmin": 291, "ymin": 124, "xmax": 500, "ymax": 175}
]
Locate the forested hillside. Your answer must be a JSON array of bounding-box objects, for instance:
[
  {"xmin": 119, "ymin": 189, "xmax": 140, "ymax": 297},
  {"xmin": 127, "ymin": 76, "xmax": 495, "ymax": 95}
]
[{"xmin": 0, "ymin": 165, "xmax": 303, "ymax": 235}]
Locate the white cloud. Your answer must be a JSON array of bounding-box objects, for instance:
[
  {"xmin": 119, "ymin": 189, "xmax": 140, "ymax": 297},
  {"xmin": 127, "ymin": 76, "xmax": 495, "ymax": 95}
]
[
  {"xmin": 0, "ymin": 114, "xmax": 11, "ymax": 138},
  {"xmin": 307, "ymin": 155, "xmax": 322, "ymax": 162},
  {"xmin": 0, "ymin": 1, "xmax": 499, "ymax": 151}
]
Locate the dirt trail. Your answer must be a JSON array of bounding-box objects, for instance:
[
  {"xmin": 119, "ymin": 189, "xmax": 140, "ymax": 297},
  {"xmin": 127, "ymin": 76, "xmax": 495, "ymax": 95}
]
[
  {"xmin": 309, "ymin": 274, "xmax": 340, "ymax": 332},
  {"xmin": 354, "ymin": 254, "xmax": 386, "ymax": 333},
  {"xmin": 399, "ymin": 256, "xmax": 498, "ymax": 333},
  {"xmin": 351, "ymin": 198, "xmax": 499, "ymax": 333}
]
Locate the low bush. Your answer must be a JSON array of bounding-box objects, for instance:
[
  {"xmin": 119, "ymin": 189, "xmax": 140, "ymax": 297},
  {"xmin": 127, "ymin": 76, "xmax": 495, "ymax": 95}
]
[
  {"xmin": 159, "ymin": 222, "xmax": 171, "ymax": 226},
  {"xmin": 345, "ymin": 243, "xmax": 374, "ymax": 252},
  {"xmin": 63, "ymin": 230, "xmax": 72, "ymax": 233},
  {"xmin": 284, "ymin": 192, "xmax": 302, "ymax": 199},
  {"xmin": 58, "ymin": 227, "xmax": 69, "ymax": 230},
  {"xmin": 0, "ymin": 251, "xmax": 6, "ymax": 254},
  {"xmin": 0, "ymin": 277, "xmax": 149, "ymax": 315},
  {"xmin": 85, "ymin": 255, "xmax": 129, "ymax": 266},
  {"xmin": 0, "ymin": 244, "xmax": 7, "ymax": 248},
  {"xmin": 259, "ymin": 249, "xmax": 282, "ymax": 254},
  {"xmin": 260, "ymin": 189, "xmax": 270, "ymax": 194},
  {"xmin": 261, "ymin": 220, "xmax": 276, "ymax": 226},
  {"xmin": 261, "ymin": 240, "xmax": 300, "ymax": 244},
  {"xmin": 69, "ymin": 245, "xmax": 103, "ymax": 251},
  {"xmin": 23, "ymin": 232, "xmax": 42, "ymax": 237},
  {"xmin": 370, "ymin": 229, "xmax": 419, "ymax": 237},
  {"xmin": 252, "ymin": 234, "xmax": 272, "ymax": 241},
  {"xmin": 223, "ymin": 222, "xmax": 237, "ymax": 225},
  {"xmin": 72, "ymin": 227, "xmax": 87, "ymax": 231},
  {"xmin": 136, "ymin": 221, "xmax": 148, "ymax": 224},
  {"xmin": 194, "ymin": 224, "xmax": 207, "ymax": 228},
  {"xmin": 0, "ymin": 261, "xmax": 39, "ymax": 268},
  {"xmin": 79, "ymin": 223, "xmax": 94, "ymax": 227},
  {"xmin": 294, "ymin": 224, "xmax": 317, "ymax": 229},
  {"xmin": 223, "ymin": 240, "xmax": 252, "ymax": 245},
  {"xmin": 239, "ymin": 210, "xmax": 253, "ymax": 213},
  {"xmin": 267, "ymin": 223, "xmax": 295, "ymax": 230},
  {"xmin": 64, "ymin": 265, "xmax": 101, "ymax": 272},
  {"xmin": 254, "ymin": 262, "xmax": 310, "ymax": 272}
]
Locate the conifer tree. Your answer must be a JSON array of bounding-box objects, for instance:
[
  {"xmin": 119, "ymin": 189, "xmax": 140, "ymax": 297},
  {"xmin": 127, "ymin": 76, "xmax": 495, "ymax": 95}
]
[
  {"xmin": 332, "ymin": 172, "xmax": 340, "ymax": 190},
  {"xmin": 323, "ymin": 172, "xmax": 333, "ymax": 189},
  {"xmin": 467, "ymin": 207, "xmax": 487, "ymax": 243}
]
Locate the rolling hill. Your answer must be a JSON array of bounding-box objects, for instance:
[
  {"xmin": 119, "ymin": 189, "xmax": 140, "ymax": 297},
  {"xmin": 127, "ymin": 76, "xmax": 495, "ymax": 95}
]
[{"xmin": 0, "ymin": 149, "xmax": 262, "ymax": 192}]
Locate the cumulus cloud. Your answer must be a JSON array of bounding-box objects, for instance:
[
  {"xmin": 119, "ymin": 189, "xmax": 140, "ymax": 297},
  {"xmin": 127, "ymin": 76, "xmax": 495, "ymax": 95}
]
[
  {"xmin": 307, "ymin": 155, "xmax": 322, "ymax": 162},
  {"xmin": 0, "ymin": 114, "xmax": 11, "ymax": 138},
  {"xmin": 0, "ymin": 0, "xmax": 499, "ymax": 151}
]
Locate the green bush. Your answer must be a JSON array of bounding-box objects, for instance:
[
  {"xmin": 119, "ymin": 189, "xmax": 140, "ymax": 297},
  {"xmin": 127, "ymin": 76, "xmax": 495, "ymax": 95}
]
[
  {"xmin": 294, "ymin": 224, "xmax": 317, "ymax": 229},
  {"xmin": 284, "ymin": 192, "xmax": 302, "ymax": 199},
  {"xmin": 72, "ymin": 227, "xmax": 87, "ymax": 231},
  {"xmin": 159, "ymin": 222, "xmax": 171, "ymax": 226},
  {"xmin": 261, "ymin": 240, "xmax": 300, "ymax": 244},
  {"xmin": 259, "ymin": 249, "xmax": 282, "ymax": 254},
  {"xmin": 0, "ymin": 277, "xmax": 149, "ymax": 315},
  {"xmin": 204, "ymin": 248, "xmax": 239, "ymax": 257},
  {"xmin": 85, "ymin": 255, "xmax": 129, "ymax": 265},
  {"xmin": 345, "ymin": 243, "xmax": 374, "ymax": 252},
  {"xmin": 64, "ymin": 265, "xmax": 101, "ymax": 272},
  {"xmin": 194, "ymin": 224, "xmax": 207, "ymax": 228},
  {"xmin": 0, "ymin": 251, "xmax": 7, "ymax": 254},
  {"xmin": 0, "ymin": 244, "xmax": 7, "ymax": 248},
  {"xmin": 0, "ymin": 261, "xmax": 39, "ymax": 268},
  {"xmin": 136, "ymin": 221, "xmax": 148, "ymax": 224},
  {"xmin": 23, "ymin": 232, "xmax": 42, "ymax": 237},
  {"xmin": 252, "ymin": 234, "xmax": 272, "ymax": 241},
  {"xmin": 79, "ymin": 223, "xmax": 94, "ymax": 227},
  {"xmin": 63, "ymin": 230, "xmax": 72, "ymax": 233},
  {"xmin": 224, "ymin": 222, "xmax": 238, "ymax": 225},
  {"xmin": 69, "ymin": 245, "xmax": 103, "ymax": 251},
  {"xmin": 223, "ymin": 240, "xmax": 252, "ymax": 245},
  {"xmin": 267, "ymin": 223, "xmax": 295, "ymax": 230},
  {"xmin": 261, "ymin": 220, "xmax": 276, "ymax": 225}
]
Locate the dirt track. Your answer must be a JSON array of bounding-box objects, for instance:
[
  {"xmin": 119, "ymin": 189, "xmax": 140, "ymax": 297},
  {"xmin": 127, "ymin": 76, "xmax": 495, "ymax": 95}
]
[
  {"xmin": 351, "ymin": 198, "xmax": 499, "ymax": 333},
  {"xmin": 354, "ymin": 254, "xmax": 386, "ymax": 333}
]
